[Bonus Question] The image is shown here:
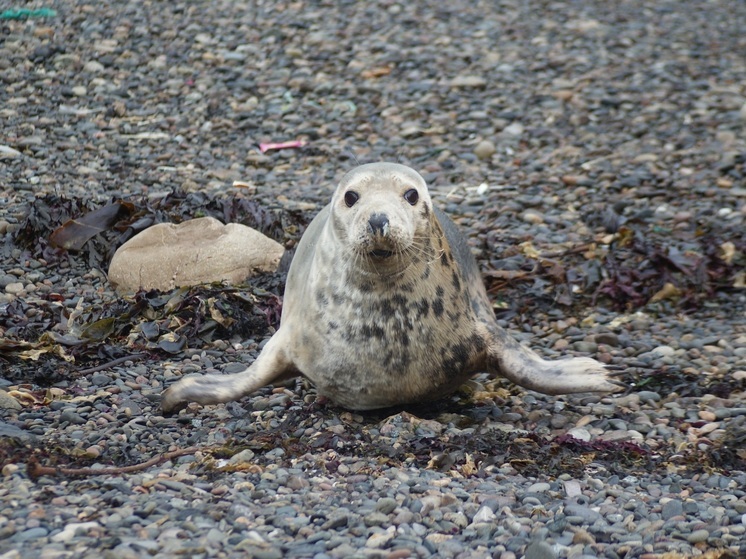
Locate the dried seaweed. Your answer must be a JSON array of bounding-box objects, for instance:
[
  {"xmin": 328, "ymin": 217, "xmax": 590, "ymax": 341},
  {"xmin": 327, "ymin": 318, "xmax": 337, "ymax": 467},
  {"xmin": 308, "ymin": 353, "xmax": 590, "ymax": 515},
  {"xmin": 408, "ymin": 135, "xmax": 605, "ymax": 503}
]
[
  {"xmin": 49, "ymin": 201, "xmax": 135, "ymax": 251},
  {"xmin": 220, "ymin": 401, "xmax": 745, "ymax": 479},
  {"xmin": 0, "ymin": 284, "xmax": 281, "ymax": 385},
  {"xmin": 4, "ymin": 191, "xmax": 306, "ymax": 383},
  {"xmin": 630, "ymin": 366, "xmax": 745, "ymax": 399},
  {"xmin": 198, "ymin": 402, "xmax": 658, "ymax": 479},
  {"xmin": 481, "ymin": 219, "xmax": 744, "ymax": 315},
  {"xmin": 13, "ymin": 189, "xmax": 310, "ymax": 272},
  {"xmin": 595, "ymin": 226, "xmax": 745, "ymax": 311},
  {"xmin": 705, "ymin": 420, "xmax": 746, "ymax": 473}
]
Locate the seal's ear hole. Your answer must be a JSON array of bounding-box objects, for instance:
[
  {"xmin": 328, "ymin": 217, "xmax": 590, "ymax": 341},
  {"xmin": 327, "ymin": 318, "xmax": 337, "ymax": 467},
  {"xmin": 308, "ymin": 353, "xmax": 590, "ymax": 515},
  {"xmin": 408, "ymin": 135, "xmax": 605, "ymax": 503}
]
[
  {"xmin": 344, "ymin": 191, "xmax": 359, "ymax": 207},
  {"xmin": 404, "ymin": 189, "xmax": 419, "ymax": 206}
]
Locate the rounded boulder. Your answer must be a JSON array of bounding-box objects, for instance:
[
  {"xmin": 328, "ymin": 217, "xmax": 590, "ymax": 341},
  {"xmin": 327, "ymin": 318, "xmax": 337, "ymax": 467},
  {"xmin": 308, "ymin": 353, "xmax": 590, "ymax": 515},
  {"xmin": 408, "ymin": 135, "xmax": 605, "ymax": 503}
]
[{"xmin": 108, "ymin": 217, "xmax": 284, "ymax": 294}]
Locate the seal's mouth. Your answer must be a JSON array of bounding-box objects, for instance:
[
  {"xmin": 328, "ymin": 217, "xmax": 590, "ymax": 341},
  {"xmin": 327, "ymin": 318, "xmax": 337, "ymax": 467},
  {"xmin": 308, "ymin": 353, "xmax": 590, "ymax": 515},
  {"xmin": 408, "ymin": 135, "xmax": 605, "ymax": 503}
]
[{"xmin": 369, "ymin": 249, "xmax": 394, "ymax": 259}]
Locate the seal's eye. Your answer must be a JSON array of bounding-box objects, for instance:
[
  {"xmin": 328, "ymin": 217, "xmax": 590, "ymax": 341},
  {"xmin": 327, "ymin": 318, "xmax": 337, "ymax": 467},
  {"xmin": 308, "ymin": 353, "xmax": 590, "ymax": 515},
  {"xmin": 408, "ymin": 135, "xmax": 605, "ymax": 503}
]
[
  {"xmin": 344, "ymin": 191, "xmax": 359, "ymax": 207},
  {"xmin": 404, "ymin": 189, "xmax": 419, "ymax": 206}
]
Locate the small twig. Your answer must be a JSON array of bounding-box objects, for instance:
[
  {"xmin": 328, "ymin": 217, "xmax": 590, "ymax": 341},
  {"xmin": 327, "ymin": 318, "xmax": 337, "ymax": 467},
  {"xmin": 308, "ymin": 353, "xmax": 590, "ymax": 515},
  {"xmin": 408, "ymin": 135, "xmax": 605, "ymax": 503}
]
[
  {"xmin": 26, "ymin": 446, "xmax": 201, "ymax": 480},
  {"xmin": 539, "ymin": 243, "xmax": 594, "ymax": 258},
  {"xmin": 77, "ymin": 353, "xmax": 148, "ymax": 375}
]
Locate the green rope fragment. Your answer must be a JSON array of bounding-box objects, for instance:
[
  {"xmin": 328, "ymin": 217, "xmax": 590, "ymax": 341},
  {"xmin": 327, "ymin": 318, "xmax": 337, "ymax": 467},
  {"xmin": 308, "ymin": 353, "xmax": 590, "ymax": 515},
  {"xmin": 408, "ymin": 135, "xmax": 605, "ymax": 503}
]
[{"xmin": 0, "ymin": 8, "xmax": 57, "ymax": 19}]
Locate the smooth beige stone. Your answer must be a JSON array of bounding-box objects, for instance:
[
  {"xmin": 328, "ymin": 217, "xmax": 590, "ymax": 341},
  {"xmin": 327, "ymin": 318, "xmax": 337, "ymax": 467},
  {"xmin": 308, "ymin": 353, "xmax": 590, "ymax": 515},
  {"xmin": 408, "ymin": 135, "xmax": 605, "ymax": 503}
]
[{"xmin": 108, "ymin": 217, "xmax": 284, "ymax": 294}]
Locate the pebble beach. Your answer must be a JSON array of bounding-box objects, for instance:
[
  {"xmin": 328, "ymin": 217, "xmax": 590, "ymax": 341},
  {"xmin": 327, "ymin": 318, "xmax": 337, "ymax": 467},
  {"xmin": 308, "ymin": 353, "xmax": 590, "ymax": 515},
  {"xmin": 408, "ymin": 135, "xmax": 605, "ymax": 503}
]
[{"xmin": 1, "ymin": 1, "xmax": 745, "ymax": 558}]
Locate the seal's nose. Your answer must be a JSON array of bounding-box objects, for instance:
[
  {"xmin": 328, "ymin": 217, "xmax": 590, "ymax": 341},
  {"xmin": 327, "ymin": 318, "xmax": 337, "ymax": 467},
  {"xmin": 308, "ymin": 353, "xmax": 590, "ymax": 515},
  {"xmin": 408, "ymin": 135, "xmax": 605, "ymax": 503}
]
[{"xmin": 368, "ymin": 213, "xmax": 389, "ymax": 236}]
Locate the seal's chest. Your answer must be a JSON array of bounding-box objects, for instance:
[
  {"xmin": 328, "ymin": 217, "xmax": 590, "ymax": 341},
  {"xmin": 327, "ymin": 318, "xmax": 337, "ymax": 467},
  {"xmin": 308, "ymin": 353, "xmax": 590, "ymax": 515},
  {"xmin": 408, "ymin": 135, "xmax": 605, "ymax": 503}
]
[
  {"xmin": 340, "ymin": 293, "xmax": 436, "ymax": 368},
  {"xmin": 305, "ymin": 274, "xmax": 475, "ymax": 380},
  {"xmin": 299, "ymin": 281, "xmax": 487, "ymax": 408}
]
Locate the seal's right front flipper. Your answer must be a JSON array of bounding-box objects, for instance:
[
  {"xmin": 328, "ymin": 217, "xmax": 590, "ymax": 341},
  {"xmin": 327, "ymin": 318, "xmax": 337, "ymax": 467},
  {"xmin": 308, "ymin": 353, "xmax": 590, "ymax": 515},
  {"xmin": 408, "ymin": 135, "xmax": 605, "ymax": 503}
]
[{"xmin": 160, "ymin": 333, "xmax": 298, "ymax": 414}]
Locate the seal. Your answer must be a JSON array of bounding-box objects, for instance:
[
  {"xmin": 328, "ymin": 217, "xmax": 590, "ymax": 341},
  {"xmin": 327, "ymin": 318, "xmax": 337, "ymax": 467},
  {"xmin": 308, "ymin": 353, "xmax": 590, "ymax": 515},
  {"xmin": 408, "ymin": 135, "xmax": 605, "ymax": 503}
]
[{"xmin": 161, "ymin": 163, "xmax": 620, "ymax": 413}]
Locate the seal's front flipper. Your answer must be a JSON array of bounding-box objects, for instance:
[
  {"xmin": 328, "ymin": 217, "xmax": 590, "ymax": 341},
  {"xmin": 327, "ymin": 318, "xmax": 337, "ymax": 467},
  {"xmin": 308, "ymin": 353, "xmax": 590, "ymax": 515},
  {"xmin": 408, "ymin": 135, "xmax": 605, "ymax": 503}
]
[
  {"xmin": 487, "ymin": 331, "xmax": 624, "ymax": 396},
  {"xmin": 161, "ymin": 333, "xmax": 298, "ymax": 414}
]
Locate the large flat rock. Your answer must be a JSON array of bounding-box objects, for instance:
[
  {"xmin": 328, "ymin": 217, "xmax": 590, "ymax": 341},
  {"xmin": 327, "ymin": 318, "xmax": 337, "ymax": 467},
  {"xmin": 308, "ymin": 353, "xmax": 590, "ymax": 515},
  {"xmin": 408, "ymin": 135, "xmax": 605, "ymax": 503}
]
[{"xmin": 108, "ymin": 217, "xmax": 284, "ymax": 294}]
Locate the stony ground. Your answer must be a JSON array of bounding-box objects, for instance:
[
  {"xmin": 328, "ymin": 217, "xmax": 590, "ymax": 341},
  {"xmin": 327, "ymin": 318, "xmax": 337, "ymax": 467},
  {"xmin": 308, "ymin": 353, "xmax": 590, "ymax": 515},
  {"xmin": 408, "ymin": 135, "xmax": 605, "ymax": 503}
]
[{"xmin": 1, "ymin": 1, "xmax": 745, "ymax": 558}]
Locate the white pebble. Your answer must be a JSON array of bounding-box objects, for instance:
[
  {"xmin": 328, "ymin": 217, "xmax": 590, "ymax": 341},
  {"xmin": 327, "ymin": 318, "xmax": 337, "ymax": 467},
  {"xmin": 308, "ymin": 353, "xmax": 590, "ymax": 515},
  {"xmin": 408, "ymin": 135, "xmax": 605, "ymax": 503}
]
[
  {"xmin": 84, "ymin": 60, "xmax": 105, "ymax": 72},
  {"xmin": 652, "ymin": 345, "xmax": 675, "ymax": 357},
  {"xmin": 474, "ymin": 141, "xmax": 496, "ymax": 160},
  {"xmin": 472, "ymin": 505, "xmax": 496, "ymax": 524},
  {"xmin": 521, "ymin": 210, "xmax": 545, "ymax": 224},
  {"xmin": 0, "ymin": 145, "xmax": 22, "ymax": 158},
  {"xmin": 503, "ymin": 122, "xmax": 524, "ymax": 136},
  {"xmin": 51, "ymin": 521, "xmax": 100, "ymax": 543},
  {"xmin": 563, "ymin": 479, "xmax": 583, "ymax": 497},
  {"xmin": 5, "ymin": 282, "xmax": 24, "ymax": 295},
  {"xmin": 566, "ymin": 427, "xmax": 591, "ymax": 442}
]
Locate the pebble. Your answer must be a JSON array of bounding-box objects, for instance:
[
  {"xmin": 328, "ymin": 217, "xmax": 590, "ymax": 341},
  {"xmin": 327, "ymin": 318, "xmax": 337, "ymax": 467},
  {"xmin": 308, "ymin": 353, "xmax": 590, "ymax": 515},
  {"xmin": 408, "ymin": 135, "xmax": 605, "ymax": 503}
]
[
  {"xmin": 0, "ymin": 145, "xmax": 22, "ymax": 158},
  {"xmin": 564, "ymin": 504, "xmax": 601, "ymax": 524},
  {"xmin": 51, "ymin": 522, "xmax": 101, "ymax": 543},
  {"xmin": 449, "ymin": 75, "xmax": 487, "ymax": 88},
  {"xmin": 83, "ymin": 60, "xmax": 105, "ymax": 73},
  {"xmin": 522, "ymin": 210, "xmax": 545, "ymax": 225},
  {"xmin": 686, "ymin": 529, "xmax": 710, "ymax": 543},
  {"xmin": 4, "ymin": 282, "xmax": 24, "ymax": 295},
  {"xmin": 0, "ymin": 393, "xmax": 22, "ymax": 411},
  {"xmin": 651, "ymin": 345, "xmax": 676, "ymax": 357},
  {"xmin": 661, "ymin": 500, "xmax": 683, "ymax": 520},
  {"xmin": 474, "ymin": 140, "xmax": 496, "ymax": 160},
  {"xmin": 503, "ymin": 122, "xmax": 524, "ymax": 136},
  {"xmin": 14, "ymin": 527, "xmax": 49, "ymax": 542},
  {"xmin": 525, "ymin": 541, "xmax": 557, "ymax": 559},
  {"xmin": 376, "ymin": 497, "xmax": 398, "ymax": 514},
  {"xmin": 229, "ymin": 449, "xmax": 256, "ymax": 465}
]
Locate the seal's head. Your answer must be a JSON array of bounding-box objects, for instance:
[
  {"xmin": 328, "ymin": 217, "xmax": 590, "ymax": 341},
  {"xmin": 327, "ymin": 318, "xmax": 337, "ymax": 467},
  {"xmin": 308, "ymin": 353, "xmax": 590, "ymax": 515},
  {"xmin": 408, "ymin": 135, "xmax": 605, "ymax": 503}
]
[{"xmin": 329, "ymin": 163, "xmax": 436, "ymax": 274}]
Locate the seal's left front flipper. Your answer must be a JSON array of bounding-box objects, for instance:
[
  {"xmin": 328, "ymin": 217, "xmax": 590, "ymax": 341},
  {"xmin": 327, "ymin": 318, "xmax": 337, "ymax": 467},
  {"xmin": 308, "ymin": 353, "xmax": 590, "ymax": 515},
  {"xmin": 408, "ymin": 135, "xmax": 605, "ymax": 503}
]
[{"xmin": 486, "ymin": 331, "xmax": 624, "ymax": 396}]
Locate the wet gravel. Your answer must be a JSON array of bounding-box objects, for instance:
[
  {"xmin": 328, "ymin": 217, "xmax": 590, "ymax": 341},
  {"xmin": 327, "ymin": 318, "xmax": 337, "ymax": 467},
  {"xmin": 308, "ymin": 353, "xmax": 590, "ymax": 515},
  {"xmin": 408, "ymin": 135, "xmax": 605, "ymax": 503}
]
[{"xmin": 1, "ymin": 1, "xmax": 746, "ymax": 558}]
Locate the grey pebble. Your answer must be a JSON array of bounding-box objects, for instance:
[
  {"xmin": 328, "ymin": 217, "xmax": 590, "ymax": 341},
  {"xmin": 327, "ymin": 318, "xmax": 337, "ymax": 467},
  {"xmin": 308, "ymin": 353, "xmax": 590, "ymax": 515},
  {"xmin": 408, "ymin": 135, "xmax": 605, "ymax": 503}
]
[
  {"xmin": 13, "ymin": 527, "xmax": 49, "ymax": 542},
  {"xmin": 525, "ymin": 540, "xmax": 557, "ymax": 559},
  {"xmin": 375, "ymin": 497, "xmax": 398, "ymax": 515},
  {"xmin": 0, "ymin": 274, "xmax": 17, "ymax": 288},
  {"xmin": 564, "ymin": 504, "xmax": 602, "ymax": 524},
  {"xmin": 252, "ymin": 550, "xmax": 284, "ymax": 559},
  {"xmin": 662, "ymin": 500, "xmax": 684, "ymax": 520},
  {"xmin": 686, "ymin": 529, "xmax": 710, "ymax": 543},
  {"xmin": 0, "ymin": 393, "xmax": 22, "ymax": 411},
  {"xmin": 91, "ymin": 374, "xmax": 111, "ymax": 386},
  {"xmin": 59, "ymin": 410, "xmax": 86, "ymax": 424},
  {"xmin": 594, "ymin": 333, "xmax": 620, "ymax": 346},
  {"xmin": 637, "ymin": 391, "xmax": 662, "ymax": 404},
  {"xmin": 363, "ymin": 512, "xmax": 388, "ymax": 527},
  {"xmin": 572, "ymin": 341, "xmax": 598, "ymax": 353}
]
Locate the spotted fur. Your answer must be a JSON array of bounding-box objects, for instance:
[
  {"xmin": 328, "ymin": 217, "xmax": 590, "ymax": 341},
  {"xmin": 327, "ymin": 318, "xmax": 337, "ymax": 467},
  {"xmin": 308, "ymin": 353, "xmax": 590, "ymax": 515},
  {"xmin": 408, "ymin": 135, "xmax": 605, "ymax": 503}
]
[{"xmin": 162, "ymin": 163, "xmax": 621, "ymax": 413}]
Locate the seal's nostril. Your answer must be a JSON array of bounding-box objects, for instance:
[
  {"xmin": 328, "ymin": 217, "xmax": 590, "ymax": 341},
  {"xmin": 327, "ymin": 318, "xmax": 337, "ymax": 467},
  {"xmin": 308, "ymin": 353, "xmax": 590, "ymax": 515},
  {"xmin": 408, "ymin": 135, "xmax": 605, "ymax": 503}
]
[{"xmin": 368, "ymin": 213, "xmax": 389, "ymax": 235}]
